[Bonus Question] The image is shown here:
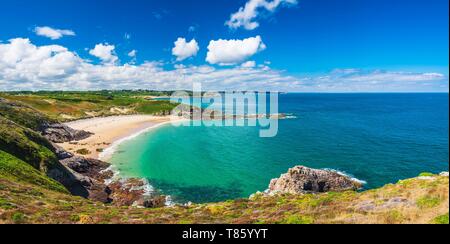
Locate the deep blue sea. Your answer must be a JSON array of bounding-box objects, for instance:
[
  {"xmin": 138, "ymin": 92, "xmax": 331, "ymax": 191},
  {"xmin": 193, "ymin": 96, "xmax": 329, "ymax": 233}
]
[{"xmin": 110, "ymin": 93, "xmax": 449, "ymax": 203}]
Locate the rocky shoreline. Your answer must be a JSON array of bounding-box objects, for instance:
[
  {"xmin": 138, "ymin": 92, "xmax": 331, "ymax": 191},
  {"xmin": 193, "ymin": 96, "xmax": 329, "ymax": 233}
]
[{"xmin": 41, "ymin": 123, "xmax": 166, "ymax": 208}]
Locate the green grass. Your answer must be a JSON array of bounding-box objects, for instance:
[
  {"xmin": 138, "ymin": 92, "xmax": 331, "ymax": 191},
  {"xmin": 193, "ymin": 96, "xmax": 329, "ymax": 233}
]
[
  {"xmin": 0, "ymin": 197, "xmax": 16, "ymax": 210},
  {"xmin": 0, "ymin": 150, "xmax": 68, "ymax": 193},
  {"xmin": 416, "ymin": 196, "xmax": 442, "ymax": 209},
  {"xmin": 11, "ymin": 212, "xmax": 25, "ymax": 223},
  {"xmin": 135, "ymin": 101, "xmax": 178, "ymax": 115},
  {"xmin": 76, "ymin": 148, "xmax": 91, "ymax": 155},
  {"xmin": 279, "ymin": 215, "xmax": 314, "ymax": 224},
  {"xmin": 0, "ymin": 116, "xmax": 59, "ymax": 171},
  {"xmin": 433, "ymin": 213, "xmax": 449, "ymax": 224},
  {"xmin": 419, "ymin": 172, "xmax": 435, "ymax": 177}
]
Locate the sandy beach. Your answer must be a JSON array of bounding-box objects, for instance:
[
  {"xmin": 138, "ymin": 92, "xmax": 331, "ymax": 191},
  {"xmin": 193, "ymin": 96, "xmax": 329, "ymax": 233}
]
[{"xmin": 58, "ymin": 115, "xmax": 178, "ymax": 160}]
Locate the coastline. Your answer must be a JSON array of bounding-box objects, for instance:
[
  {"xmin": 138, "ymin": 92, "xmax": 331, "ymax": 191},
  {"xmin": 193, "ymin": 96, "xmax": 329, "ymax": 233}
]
[
  {"xmin": 57, "ymin": 114, "xmax": 188, "ymax": 206},
  {"xmin": 59, "ymin": 115, "xmax": 183, "ymax": 160}
]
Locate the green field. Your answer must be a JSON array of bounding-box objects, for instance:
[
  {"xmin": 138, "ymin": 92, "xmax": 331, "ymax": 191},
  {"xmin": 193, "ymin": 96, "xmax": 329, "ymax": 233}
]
[{"xmin": 0, "ymin": 91, "xmax": 180, "ymax": 122}]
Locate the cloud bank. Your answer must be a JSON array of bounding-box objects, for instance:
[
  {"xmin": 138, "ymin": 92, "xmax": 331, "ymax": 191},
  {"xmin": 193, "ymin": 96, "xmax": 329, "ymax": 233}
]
[
  {"xmin": 0, "ymin": 38, "xmax": 298, "ymax": 91},
  {"xmin": 297, "ymin": 69, "xmax": 448, "ymax": 92},
  {"xmin": 34, "ymin": 26, "xmax": 76, "ymax": 40},
  {"xmin": 0, "ymin": 38, "xmax": 447, "ymax": 92},
  {"xmin": 226, "ymin": 0, "xmax": 298, "ymax": 30}
]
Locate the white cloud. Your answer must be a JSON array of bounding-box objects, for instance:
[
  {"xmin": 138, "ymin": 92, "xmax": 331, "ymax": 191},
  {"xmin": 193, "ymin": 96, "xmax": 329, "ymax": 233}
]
[
  {"xmin": 89, "ymin": 43, "xmax": 118, "ymax": 65},
  {"xmin": 172, "ymin": 38, "xmax": 199, "ymax": 61},
  {"xmin": 0, "ymin": 38, "xmax": 448, "ymax": 92},
  {"xmin": 258, "ymin": 64, "xmax": 271, "ymax": 71},
  {"xmin": 34, "ymin": 26, "xmax": 76, "ymax": 40},
  {"xmin": 0, "ymin": 38, "xmax": 299, "ymax": 91},
  {"xmin": 128, "ymin": 50, "xmax": 137, "ymax": 64},
  {"xmin": 188, "ymin": 25, "xmax": 198, "ymax": 33},
  {"xmin": 128, "ymin": 50, "xmax": 137, "ymax": 58},
  {"xmin": 0, "ymin": 38, "xmax": 82, "ymax": 88},
  {"xmin": 226, "ymin": 0, "xmax": 298, "ymax": 30},
  {"xmin": 206, "ymin": 36, "xmax": 266, "ymax": 66},
  {"xmin": 241, "ymin": 61, "xmax": 256, "ymax": 68}
]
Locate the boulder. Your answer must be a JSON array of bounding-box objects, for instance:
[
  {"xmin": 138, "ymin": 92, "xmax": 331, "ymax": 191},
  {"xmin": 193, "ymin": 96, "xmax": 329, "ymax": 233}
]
[
  {"xmin": 135, "ymin": 196, "xmax": 167, "ymax": 208},
  {"xmin": 268, "ymin": 166, "xmax": 362, "ymax": 194}
]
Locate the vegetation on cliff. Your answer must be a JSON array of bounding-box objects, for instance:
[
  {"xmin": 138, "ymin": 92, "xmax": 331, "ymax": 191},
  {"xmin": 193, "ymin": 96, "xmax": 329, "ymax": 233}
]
[
  {"xmin": 0, "ymin": 116, "xmax": 60, "ymax": 172},
  {"xmin": 0, "ymin": 169, "xmax": 448, "ymax": 224},
  {"xmin": 0, "ymin": 150, "xmax": 68, "ymax": 193}
]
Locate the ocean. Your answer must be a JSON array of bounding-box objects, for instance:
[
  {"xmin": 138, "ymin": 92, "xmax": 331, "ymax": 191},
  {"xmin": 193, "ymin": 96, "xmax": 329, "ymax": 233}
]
[{"xmin": 109, "ymin": 93, "xmax": 449, "ymax": 203}]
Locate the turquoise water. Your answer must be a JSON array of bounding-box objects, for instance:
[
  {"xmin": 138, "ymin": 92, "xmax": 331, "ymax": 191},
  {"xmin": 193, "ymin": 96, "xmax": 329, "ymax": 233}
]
[{"xmin": 110, "ymin": 93, "xmax": 449, "ymax": 203}]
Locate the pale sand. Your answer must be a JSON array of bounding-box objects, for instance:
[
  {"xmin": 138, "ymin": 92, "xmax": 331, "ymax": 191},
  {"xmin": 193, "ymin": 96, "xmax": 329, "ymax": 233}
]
[{"xmin": 58, "ymin": 115, "xmax": 180, "ymax": 160}]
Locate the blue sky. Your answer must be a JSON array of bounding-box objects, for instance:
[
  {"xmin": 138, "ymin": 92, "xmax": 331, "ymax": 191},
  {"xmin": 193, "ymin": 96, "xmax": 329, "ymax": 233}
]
[{"xmin": 0, "ymin": 0, "xmax": 448, "ymax": 92}]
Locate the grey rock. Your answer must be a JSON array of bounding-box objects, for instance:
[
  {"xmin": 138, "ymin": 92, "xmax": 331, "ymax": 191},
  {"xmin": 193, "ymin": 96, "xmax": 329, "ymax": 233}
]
[
  {"xmin": 52, "ymin": 144, "xmax": 73, "ymax": 160},
  {"xmin": 40, "ymin": 122, "xmax": 93, "ymax": 143},
  {"xmin": 135, "ymin": 196, "xmax": 166, "ymax": 208},
  {"xmin": 268, "ymin": 166, "xmax": 363, "ymax": 194},
  {"xmin": 356, "ymin": 197, "xmax": 412, "ymax": 212},
  {"xmin": 60, "ymin": 156, "xmax": 110, "ymax": 179},
  {"xmin": 49, "ymin": 154, "xmax": 113, "ymax": 203}
]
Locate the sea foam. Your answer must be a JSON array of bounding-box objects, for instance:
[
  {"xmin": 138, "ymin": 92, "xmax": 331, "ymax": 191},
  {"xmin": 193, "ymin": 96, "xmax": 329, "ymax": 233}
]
[{"xmin": 323, "ymin": 168, "xmax": 368, "ymax": 185}]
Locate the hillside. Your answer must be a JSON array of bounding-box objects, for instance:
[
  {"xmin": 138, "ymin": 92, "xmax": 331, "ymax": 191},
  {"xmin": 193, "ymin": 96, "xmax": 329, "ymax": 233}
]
[{"xmin": 0, "ymin": 165, "xmax": 448, "ymax": 224}]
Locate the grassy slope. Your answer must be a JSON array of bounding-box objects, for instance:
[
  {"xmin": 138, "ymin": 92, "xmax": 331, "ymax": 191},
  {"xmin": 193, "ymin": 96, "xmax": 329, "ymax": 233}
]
[
  {"xmin": 0, "ymin": 172, "xmax": 448, "ymax": 224},
  {"xmin": 0, "ymin": 92, "xmax": 178, "ymax": 122},
  {"xmin": 0, "ymin": 116, "xmax": 59, "ymax": 172},
  {"xmin": 0, "ymin": 99, "xmax": 72, "ymax": 199},
  {"xmin": 0, "ymin": 150, "xmax": 68, "ymax": 194},
  {"xmin": 0, "ymin": 97, "xmax": 57, "ymax": 130}
]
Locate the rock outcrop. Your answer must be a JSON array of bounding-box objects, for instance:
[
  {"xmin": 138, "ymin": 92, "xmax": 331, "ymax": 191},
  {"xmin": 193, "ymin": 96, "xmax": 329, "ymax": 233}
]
[
  {"xmin": 54, "ymin": 147, "xmax": 165, "ymax": 207},
  {"xmin": 52, "ymin": 144, "xmax": 74, "ymax": 159},
  {"xmin": 108, "ymin": 179, "xmax": 166, "ymax": 208},
  {"xmin": 57, "ymin": 155, "xmax": 112, "ymax": 203},
  {"xmin": 135, "ymin": 196, "xmax": 167, "ymax": 208},
  {"xmin": 40, "ymin": 123, "xmax": 92, "ymax": 143},
  {"xmin": 267, "ymin": 166, "xmax": 363, "ymax": 194},
  {"xmin": 60, "ymin": 156, "xmax": 110, "ymax": 179}
]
